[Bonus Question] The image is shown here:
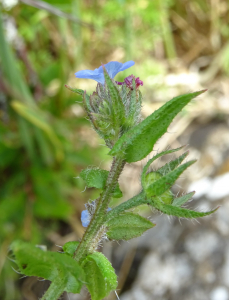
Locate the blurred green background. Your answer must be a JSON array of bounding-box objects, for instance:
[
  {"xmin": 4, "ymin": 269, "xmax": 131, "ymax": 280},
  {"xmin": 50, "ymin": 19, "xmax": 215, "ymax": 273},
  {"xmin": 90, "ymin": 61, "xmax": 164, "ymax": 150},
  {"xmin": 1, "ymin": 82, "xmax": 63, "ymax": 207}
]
[{"xmin": 1, "ymin": 0, "xmax": 229, "ymax": 299}]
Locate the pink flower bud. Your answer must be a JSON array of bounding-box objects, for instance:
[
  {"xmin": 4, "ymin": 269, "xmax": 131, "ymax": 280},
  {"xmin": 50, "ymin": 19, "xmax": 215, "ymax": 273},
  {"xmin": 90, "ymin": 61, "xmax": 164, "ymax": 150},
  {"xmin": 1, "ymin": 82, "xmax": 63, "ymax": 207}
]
[{"xmin": 116, "ymin": 74, "xmax": 143, "ymax": 89}]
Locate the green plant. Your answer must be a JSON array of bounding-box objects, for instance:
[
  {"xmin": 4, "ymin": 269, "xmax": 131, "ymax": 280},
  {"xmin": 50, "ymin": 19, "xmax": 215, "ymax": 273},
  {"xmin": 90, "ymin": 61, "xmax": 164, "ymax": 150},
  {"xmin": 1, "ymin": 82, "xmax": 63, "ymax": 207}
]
[{"xmin": 10, "ymin": 61, "xmax": 217, "ymax": 300}]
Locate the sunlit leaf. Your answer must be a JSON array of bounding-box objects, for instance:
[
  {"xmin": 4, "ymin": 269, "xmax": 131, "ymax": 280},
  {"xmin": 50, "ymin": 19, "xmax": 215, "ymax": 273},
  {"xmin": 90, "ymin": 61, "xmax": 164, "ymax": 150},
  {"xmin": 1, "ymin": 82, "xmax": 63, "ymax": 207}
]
[
  {"xmin": 11, "ymin": 241, "xmax": 85, "ymax": 296},
  {"xmin": 109, "ymin": 91, "xmax": 206, "ymax": 162}
]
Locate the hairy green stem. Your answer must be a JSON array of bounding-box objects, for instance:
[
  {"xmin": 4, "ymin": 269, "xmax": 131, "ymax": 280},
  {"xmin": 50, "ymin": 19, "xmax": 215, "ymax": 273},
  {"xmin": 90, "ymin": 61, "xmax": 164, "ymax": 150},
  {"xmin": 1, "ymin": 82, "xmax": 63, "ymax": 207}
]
[
  {"xmin": 41, "ymin": 279, "xmax": 66, "ymax": 300},
  {"xmin": 73, "ymin": 156, "xmax": 125, "ymax": 263}
]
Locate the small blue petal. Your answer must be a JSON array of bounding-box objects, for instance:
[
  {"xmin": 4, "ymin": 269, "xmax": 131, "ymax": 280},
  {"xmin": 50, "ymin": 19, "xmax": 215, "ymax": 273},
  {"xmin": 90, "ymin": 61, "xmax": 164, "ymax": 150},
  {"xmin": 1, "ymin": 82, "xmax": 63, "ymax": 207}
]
[
  {"xmin": 75, "ymin": 68, "xmax": 105, "ymax": 84},
  {"xmin": 105, "ymin": 61, "xmax": 135, "ymax": 78},
  {"xmin": 75, "ymin": 61, "xmax": 135, "ymax": 84},
  {"xmin": 81, "ymin": 210, "xmax": 91, "ymax": 227},
  {"xmin": 119, "ymin": 61, "xmax": 135, "ymax": 72},
  {"xmin": 107, "ymin": 207, "xmax": 112, "ymax": 212}
]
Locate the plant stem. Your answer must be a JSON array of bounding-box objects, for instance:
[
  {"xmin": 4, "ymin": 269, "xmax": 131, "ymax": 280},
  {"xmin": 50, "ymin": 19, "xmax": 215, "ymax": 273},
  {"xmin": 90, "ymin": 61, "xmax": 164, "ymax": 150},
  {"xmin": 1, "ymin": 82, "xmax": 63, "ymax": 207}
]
[
  {"xmin": 105, "ymin": 191, "xmax": 146, "ymax": 221},
  {"xmin": 41, "ymin": 278, "xmax": 66, "ymax": 300},
  {"xmin": 73, "ymin": 156, "xmax": 125, "ymax": 263}
]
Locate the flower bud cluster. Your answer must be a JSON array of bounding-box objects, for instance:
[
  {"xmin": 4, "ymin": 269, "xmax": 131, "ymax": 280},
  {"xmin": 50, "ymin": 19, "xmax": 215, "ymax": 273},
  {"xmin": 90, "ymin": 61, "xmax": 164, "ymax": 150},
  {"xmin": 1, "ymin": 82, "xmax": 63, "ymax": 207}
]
[
  {"xmin": 84, "ymin": 77, "xmax": 143, "ymax": 147},
  {"xmin": 75, "ymin": 61, "xmax": 143, "ymax": 148}
]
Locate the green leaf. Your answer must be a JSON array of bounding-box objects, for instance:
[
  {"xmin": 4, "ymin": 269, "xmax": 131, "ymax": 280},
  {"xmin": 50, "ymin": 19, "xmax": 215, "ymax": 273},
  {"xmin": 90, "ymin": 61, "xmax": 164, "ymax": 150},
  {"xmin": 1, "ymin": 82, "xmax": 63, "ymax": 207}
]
[
  {"xmin": 158, "ymin": 151, "xmax": 189, "ymax": 176},
  {"xmin": 145, "ymin": 160, "xmax": 196, "ymax": 197},
  {"xmin": 109, "ymin": 91, "xmax": 206, "ymax": 162},
  {"xmin": 172, "ymin": 191, "xmax": 195, "ymax": 207},
  {"xmin": 81, "ymin": 252, "xmax": 117, "ymax": 300},
  {"xmin": 79, "ymin": 167, "xmax": 122, "ymax": 198},
  {"xmin": 141, "ymin": 146, "xmax": 185, "ymax": 189},
  {"xmin": 63, "ymin": 241, "xmax": 80, "ymax": 257},
  {"xmin": 11, "ymin": 241, "xmax": 85, "ymax": 295},
  {"xmin": 11, "ymin": 101, "xmax": 64, "ymax": 162},
  {"xmin": 80, "ymin": 167, "xmax": 108, "ymax": 189},
  {"xmin": 149, "ymin": 200, "xmax": 218, "ymax": 219},
  {"xmin": 65, "ymin": 85, "xmax": 85, "ymax": 96},
  {"xmin": 112, "ymin": 184, "xmax": 123, "ymax": 198},
  {"xmin": 106, "ymin": 212, "xmax": 155, "ymax": 240},
  {"xmin": 144, "ymin": 172, "xmax": 173, "ymax": 204}
]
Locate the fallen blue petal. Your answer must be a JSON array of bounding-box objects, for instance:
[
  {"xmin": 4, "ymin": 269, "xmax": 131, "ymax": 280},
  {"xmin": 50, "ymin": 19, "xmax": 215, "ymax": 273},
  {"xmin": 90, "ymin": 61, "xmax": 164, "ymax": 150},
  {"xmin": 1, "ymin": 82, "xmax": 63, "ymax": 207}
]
[
  {"xmin": 81, "ymin": 210, "xmax": 91, "ymax": 227},
  {"xmin": 75, "ymin": 61, "xmax": 135, "ymax": 84},
  {"xmin": 81, "ymin": 207, "xmax": 112, "ymax": 227}
]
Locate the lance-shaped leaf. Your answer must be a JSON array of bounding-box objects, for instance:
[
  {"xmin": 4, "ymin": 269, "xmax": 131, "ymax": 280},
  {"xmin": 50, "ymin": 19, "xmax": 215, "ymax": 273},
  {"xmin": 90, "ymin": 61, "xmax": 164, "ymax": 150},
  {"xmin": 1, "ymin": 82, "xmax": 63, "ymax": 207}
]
[
  {"xmin": 144, "ymin": 172, "xmax": 174, "ymax": 204},
  {"xmin": 81, "ymin": 252, "xmax": 117, "ymax": 300},
  {"xmin": 65, "ymin": 85, "xmax": 85, "ymax": 96},
  {"xmin": 158, "ymin": 151, "xmax": 189, "ymax": 176},
  {"xmin": 106, "ymin": 212, "xmax": 155, "ymax": 240},
  {"xmin": 79, "ymin": 167, "xmax": 122, "ymax": 198},
  {"xmin": 63, "ymin": 241, "xmax": 80, "ymax": 257},
  {"xmin": 11, "ymin": 240, "xmax": 85, "ymax": 297},
  {"xmin": 141, "ymin": 146, "xmax": 185, "ymax": 189},
  {"xmin": 145, "ymin": 160, "xmax": 196, "ymax": 197},
  {"xmin": 109, "ymin": 90, "xmax": 206, "ymax": 162},
  {"xmin": 172, "ymin": 191, "xmax": 195, "ymax": 207},
  {"xmin": 149, "ymin": 199, "xmax": 218, "ymax": 219},
  {"xmin": 103, "ymin": 67, "xmax": 125, "ymax": 129}
]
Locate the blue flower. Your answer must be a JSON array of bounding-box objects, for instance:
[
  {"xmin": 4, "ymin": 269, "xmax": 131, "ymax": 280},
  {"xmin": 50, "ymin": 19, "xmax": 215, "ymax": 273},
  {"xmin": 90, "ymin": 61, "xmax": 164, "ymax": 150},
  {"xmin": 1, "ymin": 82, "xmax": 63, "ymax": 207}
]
[{"xmin": 75, "ymin": 61, "xmax": 135, "ymax": 84}]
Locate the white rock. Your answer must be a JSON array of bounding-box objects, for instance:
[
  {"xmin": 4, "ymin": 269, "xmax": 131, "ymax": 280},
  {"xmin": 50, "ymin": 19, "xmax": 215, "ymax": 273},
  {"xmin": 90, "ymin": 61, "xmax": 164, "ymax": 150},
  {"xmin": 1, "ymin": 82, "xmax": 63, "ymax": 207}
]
[
  {"xmin": 222, "ymin": 244, "xmax": 229, "ymax": 286},
  {"xmin": 210, "ymin": 286, "xmax": 228, "ymax": 300},
  {"xmin": 215, "ymin": 203, "xmax": 229, "ymax": 235},
  {"xmin": 136, "ymin": 253, "xmax": 192, "ymax": 296},
  {"xmin": 189, "ymin": 172, "xmax": 229, "ymax": 201},
  {"xmin": 189, "ymin": 177, "xmax": 212, "ymax": 198},
  {"xmin": 208, "ymin": 173, "xmax": 229, "ymax": 200},
  {"xmin": 185, "ymin": 231, "xmax": 219, "ymax": 262}
]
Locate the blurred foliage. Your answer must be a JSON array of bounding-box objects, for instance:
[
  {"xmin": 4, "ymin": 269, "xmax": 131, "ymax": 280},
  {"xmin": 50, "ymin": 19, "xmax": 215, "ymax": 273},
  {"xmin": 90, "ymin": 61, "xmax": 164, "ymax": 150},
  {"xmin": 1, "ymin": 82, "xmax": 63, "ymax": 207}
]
[{"xmin": 0, "ymin": 0, "xmax": 229, "ymax": 299}]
